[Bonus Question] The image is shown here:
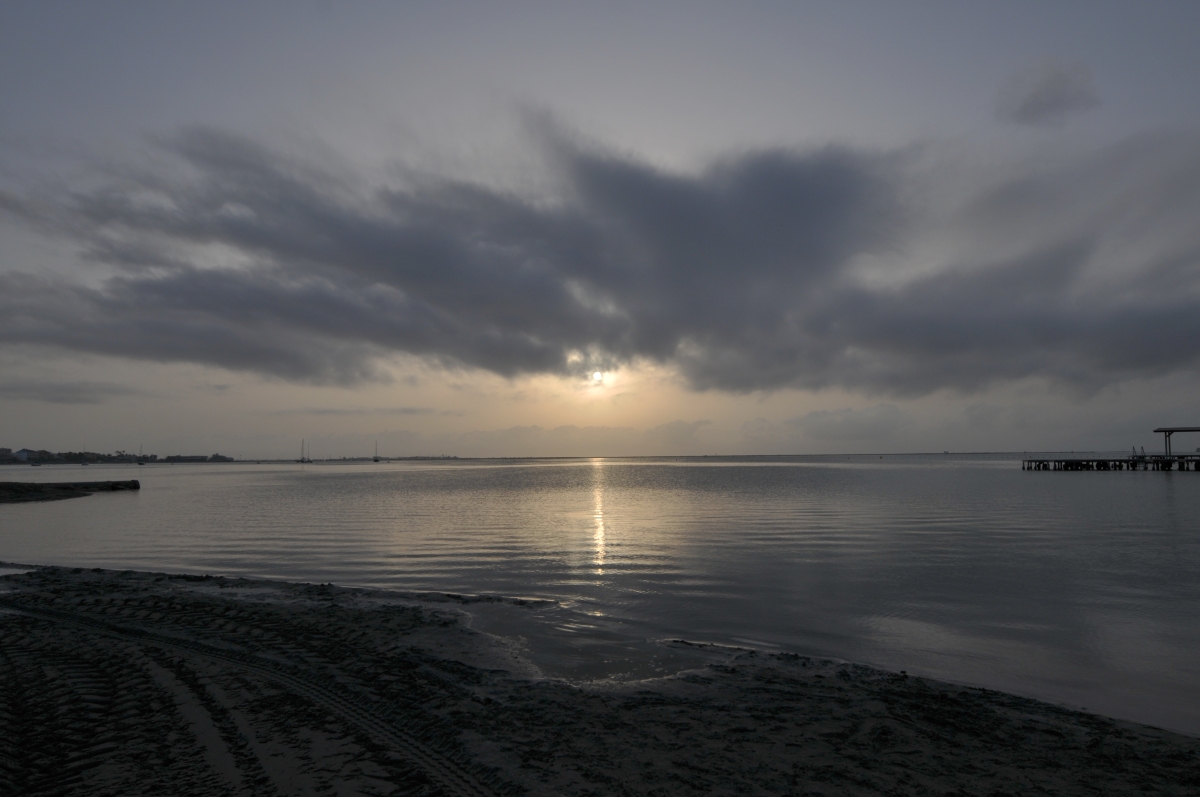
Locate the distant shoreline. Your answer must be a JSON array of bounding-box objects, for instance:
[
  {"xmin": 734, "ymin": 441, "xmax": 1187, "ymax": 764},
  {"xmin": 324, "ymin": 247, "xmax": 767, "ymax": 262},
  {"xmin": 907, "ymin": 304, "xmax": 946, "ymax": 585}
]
[{"xmin": 0, "ymin": 451, "xmax": 1134, "ymax": 467}]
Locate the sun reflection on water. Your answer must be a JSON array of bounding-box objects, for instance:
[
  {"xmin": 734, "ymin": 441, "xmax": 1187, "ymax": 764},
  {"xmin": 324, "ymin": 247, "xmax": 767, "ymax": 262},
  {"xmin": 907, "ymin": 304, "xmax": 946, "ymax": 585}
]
[{"xmin": 592, "ymin": 458, "xmax": 606, "ymax": 575}]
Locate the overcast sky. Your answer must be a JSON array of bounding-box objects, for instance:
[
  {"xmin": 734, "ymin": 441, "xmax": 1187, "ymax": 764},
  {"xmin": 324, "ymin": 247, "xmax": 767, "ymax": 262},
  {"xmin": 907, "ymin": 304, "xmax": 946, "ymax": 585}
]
[{"xmin": 3, "ymin": 1, "xmax": 1200, "ymax": 458}]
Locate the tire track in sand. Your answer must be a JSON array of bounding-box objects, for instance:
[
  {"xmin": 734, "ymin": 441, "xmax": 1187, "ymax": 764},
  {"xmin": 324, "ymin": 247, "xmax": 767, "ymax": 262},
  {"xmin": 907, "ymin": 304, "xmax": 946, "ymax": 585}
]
[{"xmin": 3, "ymin": 601, "xmax": 505, "ymax": 797}]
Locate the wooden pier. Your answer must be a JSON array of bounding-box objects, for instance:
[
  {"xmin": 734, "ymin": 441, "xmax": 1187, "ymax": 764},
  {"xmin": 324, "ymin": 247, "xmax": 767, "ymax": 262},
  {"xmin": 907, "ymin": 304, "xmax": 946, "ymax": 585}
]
[
  {"xmin": 1023, "ymin": 426, "xmax": 1200, "ymax": 471},
  {"xmin": 1022, "ymin": 456, "xmax": 1200, "ymax": 471}
]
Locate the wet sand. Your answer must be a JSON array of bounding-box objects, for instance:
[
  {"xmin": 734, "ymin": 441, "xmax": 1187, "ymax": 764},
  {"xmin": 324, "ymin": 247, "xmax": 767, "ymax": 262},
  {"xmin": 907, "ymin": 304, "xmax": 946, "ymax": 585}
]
[{"xmin": 0, "ymin": 565, "xmax": 1197, "ymax": 796}]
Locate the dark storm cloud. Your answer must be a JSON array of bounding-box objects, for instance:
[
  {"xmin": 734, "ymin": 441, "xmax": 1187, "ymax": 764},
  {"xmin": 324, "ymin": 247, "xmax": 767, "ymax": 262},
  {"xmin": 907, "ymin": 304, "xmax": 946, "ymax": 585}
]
[
  {"xmin": 1, "ymin": 126, "xmax": 1199, "ymax": 395},
  {"xmin": 997, "ymin": 59, "xmax": 1100, "ymax": 126}
]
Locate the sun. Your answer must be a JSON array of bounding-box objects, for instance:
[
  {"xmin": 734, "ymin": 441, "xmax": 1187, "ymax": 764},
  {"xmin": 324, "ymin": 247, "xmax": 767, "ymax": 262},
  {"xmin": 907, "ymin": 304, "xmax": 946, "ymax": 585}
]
[{"xmin": 592, "ymin": 371, "xmax": 603, "ymax": 382}]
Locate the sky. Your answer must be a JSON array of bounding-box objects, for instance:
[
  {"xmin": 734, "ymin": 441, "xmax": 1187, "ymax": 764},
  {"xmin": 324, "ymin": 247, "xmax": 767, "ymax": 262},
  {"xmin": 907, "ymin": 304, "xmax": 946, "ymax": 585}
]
[{"xmin": 2, "ymin": 0, "xmax": 1200, "ymax": 458}]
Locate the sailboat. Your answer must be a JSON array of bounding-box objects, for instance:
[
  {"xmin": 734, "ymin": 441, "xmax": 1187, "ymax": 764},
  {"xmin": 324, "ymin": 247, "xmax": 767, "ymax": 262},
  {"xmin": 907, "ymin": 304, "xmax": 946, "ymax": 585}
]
[
  {"xmin": 373, "ymin": 441, "xmax": 380, "ymax": 463},
  {"xmin": 297, "ymin": 439, "xmax": 312, "ymax": 464}
]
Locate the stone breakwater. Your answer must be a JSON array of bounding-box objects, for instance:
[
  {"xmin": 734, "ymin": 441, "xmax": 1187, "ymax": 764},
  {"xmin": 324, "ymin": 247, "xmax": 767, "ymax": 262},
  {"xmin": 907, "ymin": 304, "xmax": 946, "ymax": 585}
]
[
  {"xmin": 0, "ymin": 480, "xmax": 141, "ymax": 503},
  {"xmin": 0, "ymin": 565, "xmax": 1198, "ymax": 796}
]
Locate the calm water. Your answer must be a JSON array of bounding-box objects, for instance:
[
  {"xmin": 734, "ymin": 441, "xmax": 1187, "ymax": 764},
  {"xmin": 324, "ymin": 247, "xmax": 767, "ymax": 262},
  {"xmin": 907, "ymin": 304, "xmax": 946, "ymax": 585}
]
[{"xmin": 3, "ymin": 456, "xmax": 1199, "ymax": 734}]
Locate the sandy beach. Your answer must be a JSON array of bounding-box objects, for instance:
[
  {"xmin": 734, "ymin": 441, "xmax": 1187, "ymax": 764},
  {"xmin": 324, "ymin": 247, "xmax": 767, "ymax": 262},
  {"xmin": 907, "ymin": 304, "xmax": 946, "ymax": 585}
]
[{"xmin": 0, "ymin": 565, "xmax": 1197, "ymax": 796}]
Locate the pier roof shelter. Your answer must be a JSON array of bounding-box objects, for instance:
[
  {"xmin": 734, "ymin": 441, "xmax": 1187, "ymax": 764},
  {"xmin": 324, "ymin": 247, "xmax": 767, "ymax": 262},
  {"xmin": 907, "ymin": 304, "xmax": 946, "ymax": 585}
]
[{"xmin": 1153, "ymin": 427, "xmax": 1200, "ymax": 456}]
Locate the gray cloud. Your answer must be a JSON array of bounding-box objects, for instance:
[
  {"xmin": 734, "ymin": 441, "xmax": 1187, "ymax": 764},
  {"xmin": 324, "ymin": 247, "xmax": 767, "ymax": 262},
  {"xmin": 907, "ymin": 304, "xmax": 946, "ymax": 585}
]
[
  {"xmin": 2, "ymin": 125, "xmax": 1199, "ymax": 397},
  {"xmin": 299, "ymin": 421, "xmax": 713, "ymax": 458},
  {"xmin": 0, "ymin": 379, "xmax": 143, "ymax": 404},
  {"xmin": 997, "ymin": 59, "xmax": 1100, "ymax": 126},
  {"xmin": 267, "ymin": 406, "xmax": 437, "ymax": 416},
  {"xmin": 644, "ymin": 419, "xmax": 712, "ymax": 450},
  {"xmin": 789, "ymin": 404, "xmax": 910, "ymax": 442},
  {"xmin": 434, "ymin": 424, "xmax": 659, "ymax": 458}
]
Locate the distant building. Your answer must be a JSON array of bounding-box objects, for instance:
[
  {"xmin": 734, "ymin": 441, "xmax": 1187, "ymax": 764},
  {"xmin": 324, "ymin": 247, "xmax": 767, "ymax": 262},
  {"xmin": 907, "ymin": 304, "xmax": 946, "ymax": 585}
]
[
  {"xmin": 208, "ymin": 454, "xmax": 234, "ymax": 462},
  {"xmin": 15, "ymin": 448, "xmax": 36, "ymax": 462}
]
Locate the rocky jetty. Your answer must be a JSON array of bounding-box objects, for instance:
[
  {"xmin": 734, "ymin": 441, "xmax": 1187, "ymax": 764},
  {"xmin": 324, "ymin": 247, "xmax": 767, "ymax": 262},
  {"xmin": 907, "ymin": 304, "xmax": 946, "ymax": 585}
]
[{"xmin": 0, "ymin": 480, "xmax": 140, "ymax": 504}]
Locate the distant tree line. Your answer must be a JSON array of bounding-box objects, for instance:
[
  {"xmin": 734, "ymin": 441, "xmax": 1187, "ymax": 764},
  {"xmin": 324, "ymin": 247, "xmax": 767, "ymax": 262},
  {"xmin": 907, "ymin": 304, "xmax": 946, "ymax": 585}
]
[
  {"xmin": 0, "ymin": 448, "xmax": 158, "ymax": 464},
  {"xmin": 0, "ymin": 448, "xmax": 236, "ymax": 464}
]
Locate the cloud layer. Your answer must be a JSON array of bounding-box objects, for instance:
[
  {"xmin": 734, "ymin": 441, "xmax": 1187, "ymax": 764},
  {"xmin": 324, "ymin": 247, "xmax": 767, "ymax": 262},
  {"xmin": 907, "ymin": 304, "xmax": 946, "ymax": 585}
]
[
  {"xmin": 0, "ymin": 379, "xmax": 144, "ymax": 405},
  {"xmin": 2, "ymin": 126, "xmax": 1199, "ymax": 396},
  {"xmin": 997, "ymin": 59, "xmax": 1100, "ymax": 126}
]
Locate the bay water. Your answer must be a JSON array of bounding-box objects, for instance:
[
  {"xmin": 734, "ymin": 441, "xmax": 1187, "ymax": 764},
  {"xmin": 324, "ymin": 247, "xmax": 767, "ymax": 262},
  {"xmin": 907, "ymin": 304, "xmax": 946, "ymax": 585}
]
[{"xmin": 2, "ymin": 455, "xmax": 1198, "ymax": 734}]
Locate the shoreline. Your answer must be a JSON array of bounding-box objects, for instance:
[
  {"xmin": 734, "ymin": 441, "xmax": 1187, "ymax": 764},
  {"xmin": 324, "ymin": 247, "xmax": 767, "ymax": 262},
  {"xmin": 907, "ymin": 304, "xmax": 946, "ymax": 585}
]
[{"xmin": 1, "ymin": 564, "xmax": 1198, "ymax": 795}]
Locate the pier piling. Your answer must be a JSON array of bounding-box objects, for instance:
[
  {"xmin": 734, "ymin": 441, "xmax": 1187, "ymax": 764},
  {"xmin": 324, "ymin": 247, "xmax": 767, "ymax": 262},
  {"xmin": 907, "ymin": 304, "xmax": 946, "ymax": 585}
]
[{"xmin": 1023, "ymin": 426, "xmax": 1200, "ymax": 472}]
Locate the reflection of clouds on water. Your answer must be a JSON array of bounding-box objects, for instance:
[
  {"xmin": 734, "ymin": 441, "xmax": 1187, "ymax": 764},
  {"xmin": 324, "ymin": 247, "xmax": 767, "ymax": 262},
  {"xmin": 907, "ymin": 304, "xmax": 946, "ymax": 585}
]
[{"xmin": 592, "ymin": 459, "xmax": 606, "ymax": 574}]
